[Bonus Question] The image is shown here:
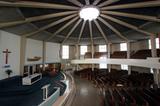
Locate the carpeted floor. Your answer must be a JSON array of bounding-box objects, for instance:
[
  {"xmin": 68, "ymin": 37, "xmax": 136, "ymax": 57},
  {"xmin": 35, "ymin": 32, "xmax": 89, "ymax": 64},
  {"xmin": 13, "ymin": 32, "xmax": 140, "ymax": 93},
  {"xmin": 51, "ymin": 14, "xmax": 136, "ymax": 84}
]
[{"xmin": 0, "ymin": 72, "xmax": 66, "ymax": 106}]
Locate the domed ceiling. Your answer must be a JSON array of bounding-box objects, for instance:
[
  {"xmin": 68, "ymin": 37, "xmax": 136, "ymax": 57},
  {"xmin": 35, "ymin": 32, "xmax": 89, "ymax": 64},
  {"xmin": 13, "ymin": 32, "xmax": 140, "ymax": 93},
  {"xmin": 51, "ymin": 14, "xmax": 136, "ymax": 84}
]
[{"xmin": 0, "ymin": 0, "xmax": 160, "ymax": 44}]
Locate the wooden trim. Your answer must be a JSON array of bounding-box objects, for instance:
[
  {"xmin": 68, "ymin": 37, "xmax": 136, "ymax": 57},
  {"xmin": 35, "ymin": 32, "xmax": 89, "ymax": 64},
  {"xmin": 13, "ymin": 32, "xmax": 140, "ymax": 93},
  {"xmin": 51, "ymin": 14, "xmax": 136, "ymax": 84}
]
[
  {"xmin": 0, "ymin": 1, "xmax": 79, "ymax": 10},
  {"xmin": 98, "ymin": 17, "xmax": 128, "ymax": 41},
  {"xmin": 102, "ymin": 11, "xmax": 160, "ymax": 22},
  {"xmin": 93, "ymin": 20, "xmax": 109, "ymax": 43},
  {"xmin": 62, "ymin": 19, "xmax": 82, "ymax": 44},
  {"xmin": 0, "ymin": 11, "xmax": 77, "ymax": 28},
  {"xmin": 100, "ymin": 14, "xmax": 154, "ymax": 36},
  {"xmin": 98, "ymin": 0, "xmax": 120, "ymax": 7},
  {"xmin": 23, "ymin": 14, "xmax": 77, "ymax": 37},
  {"xmin": 46, "ymin": 17, "xmax": 79, "ymax": 41},
  {"xmin": 101, "ymin": 1, "xmax": 160, "ymax": 10},
  {"xmin": 77, "ymin": 21, "xmax": 86, "ymax": 44}
]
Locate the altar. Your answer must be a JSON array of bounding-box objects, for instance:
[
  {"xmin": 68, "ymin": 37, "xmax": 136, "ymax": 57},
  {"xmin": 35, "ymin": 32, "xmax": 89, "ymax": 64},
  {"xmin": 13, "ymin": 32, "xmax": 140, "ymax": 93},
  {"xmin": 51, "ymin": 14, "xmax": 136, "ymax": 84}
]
[{"xmin": 22, "ymin": 73, "xmax": 42, "ymax": 85}]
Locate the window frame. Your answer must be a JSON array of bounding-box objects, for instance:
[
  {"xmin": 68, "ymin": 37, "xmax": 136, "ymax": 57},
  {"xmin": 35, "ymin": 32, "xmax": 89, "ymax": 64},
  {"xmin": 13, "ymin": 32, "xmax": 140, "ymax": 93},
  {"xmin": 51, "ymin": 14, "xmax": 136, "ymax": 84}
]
[
  {"xmin": 80, "ymin": 45, "xmax": 88, "ymax": 55},
  {"xmin": 62, "ymin": 45, "xmax": 69, "ymax": 59},
  {"xmin": 120, "ymin": 43, "xmax": 128, "ymax": 70},
  {"xmin": 99, "ymin": 45, "xmax": 107, "ymax": 52},
  {"xmin": 120, "ymin": 43, "xmax": 127, "ymax": 51},
  {"xmin": 148, "ymin": 38, "xmax": 159, "ymax": 49}
]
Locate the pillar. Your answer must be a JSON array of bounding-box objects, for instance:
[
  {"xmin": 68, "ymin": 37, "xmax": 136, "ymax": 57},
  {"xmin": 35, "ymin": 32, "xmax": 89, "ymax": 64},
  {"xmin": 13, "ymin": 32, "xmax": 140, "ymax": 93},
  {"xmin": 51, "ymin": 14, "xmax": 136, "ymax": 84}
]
[
  {"xmin": 32, "ymin": 65, "xmax": 36, "ymax": 74},
  {"xmin": 151, "ymin": 34, "xmax": 157, "ymax": 57},
  {"xmin": 151, "ymin": 34, "xmax": 159, "ymax": 87},
  {"xmin": 107, "ymin": 43, "xmax": 111, "ymax": 58},
  {"xmin": 107, "ymin": 43, "xmax": 111, "ymax": 72},
  {"xmin": 91, "ymin": 44, "xmax": 94, "ymax": 58},
  {"xmin": 91, "ymin": 44, "xmax": 94, "ymax": 71},
  {"xmin": 153, "ymin": 69, "xmax": 160, "ymax": 88},
  {"xmin": 42, "ymin": 41, "xmax": 46, "ymax": 71},
  {"xmin": 127, "ymin": 42, "xmax": 131, "ymax": 59},
  {"xmin": 75, "ymin": 44, "xmax": 79, "ymax": 71},
  {"xmin": 59, "ymin": 44, "xmax": 62, "ymax": 60},
  {"xmin": 20, "ymin": 36, "xmax": 26, "ymax": 76},
  {"xmin": 127, "ymin": 42, "xmax": 131, "ymax": 75},
  {"xmin": 59, "ymin": 44, "xmax": 63, "ymax": 70},
  {"xmin": 159, "ymin": 33, "xmax": 160, "ymax": 49}
]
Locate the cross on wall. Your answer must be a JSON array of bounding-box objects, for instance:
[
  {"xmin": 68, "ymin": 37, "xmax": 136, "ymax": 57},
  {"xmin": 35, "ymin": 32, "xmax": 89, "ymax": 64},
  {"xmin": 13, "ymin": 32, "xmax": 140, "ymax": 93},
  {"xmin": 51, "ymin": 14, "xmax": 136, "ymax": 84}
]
[{"xmin": 3, "ymin": 49, "xmax": 11, "ymax": 64}]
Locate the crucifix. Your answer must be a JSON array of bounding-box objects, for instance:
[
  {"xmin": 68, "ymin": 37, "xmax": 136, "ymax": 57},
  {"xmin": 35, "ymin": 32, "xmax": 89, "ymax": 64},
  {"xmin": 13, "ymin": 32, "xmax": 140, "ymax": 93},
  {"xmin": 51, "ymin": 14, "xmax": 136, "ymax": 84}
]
[{"xmin": 3, "ymin": 49, "xmax": 11, "ymax": 64}]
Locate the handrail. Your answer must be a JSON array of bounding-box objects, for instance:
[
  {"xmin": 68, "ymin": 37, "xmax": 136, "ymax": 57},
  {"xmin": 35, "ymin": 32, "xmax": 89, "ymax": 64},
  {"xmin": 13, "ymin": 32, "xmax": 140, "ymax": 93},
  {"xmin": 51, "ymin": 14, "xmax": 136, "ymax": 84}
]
[
  {"xmin": 62, "ymin": 71, "xmax": 76, "ymax": 106},
  {"xmin": 71, "ymin": 58, "xmax": 160, "ymax": 69},
  {"xmin": 39, "ymin": 87, "xmax": 60, "ymax": 106},
  {"xmin": 52, "ymin": 71, "xmax": 76, "ymax": 106}
]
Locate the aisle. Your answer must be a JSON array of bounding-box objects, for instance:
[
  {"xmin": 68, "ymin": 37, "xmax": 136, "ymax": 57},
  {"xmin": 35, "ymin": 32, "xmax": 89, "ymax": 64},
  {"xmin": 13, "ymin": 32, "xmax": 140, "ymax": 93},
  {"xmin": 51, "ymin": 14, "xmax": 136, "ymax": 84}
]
[{"xmin": 71, "ymin": 76, "xmax": 102, "ymax": 106}]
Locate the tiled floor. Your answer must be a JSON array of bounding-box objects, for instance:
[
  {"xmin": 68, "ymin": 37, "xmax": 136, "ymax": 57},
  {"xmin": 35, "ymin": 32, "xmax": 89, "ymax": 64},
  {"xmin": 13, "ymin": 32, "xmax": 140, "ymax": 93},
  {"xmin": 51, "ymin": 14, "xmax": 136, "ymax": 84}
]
[{"xmin": 71, "ymin": 76, "xmax": 102, "ymax": 106}]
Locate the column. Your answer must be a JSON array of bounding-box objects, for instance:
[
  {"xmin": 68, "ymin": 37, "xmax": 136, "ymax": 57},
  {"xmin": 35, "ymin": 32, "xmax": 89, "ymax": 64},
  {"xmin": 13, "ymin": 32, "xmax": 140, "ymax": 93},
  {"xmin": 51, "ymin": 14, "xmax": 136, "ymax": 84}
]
[
  {"xmin": 151, "ymin": 35, "xmax": 157, "ymax": 57},
  {"xmin": 32, "ymin": 65, "xmax": 36, "ymax": 74},
  {"xmin": 91, "ymin": 44, "xmax": 94, "ymax": 58},
  {"xmin": 75, "ymin": 44, "xmax": 79, "ymax": 59},
  {"xmin": 127, "ymin": 42, "xmax": 131, "ymax": 75},
  {"xmin": 159, "ymin": 33, "xmax": 160, "ymax": 49},
  {"xmin": 75, "ymin": 44, "xmax": 79, "ymax": 71},
  {"xmin": 153, "ymin": 69, "xmax": 160, "ymax": 88},
  {"xmin": 151, "ymin": 34, "xmax": 159, "ymax": 87},
  {"xmin": 20, "ymin": 36, "xmax": 27, "ymax": 76},
  {"xmin": 42, "ymin": 41, "xmax": 46, "ymax": 71},
  {"xmin": 91, "ymin": 44, "xmax": 94, "ymax": 71},
  {"xmin": 59, "ymin": 44, "xmax": 62, "ymax": 60},
  {"xmin": 107, "ymin": 43, "xmax": 111, "ymax": 72},
  {"xmin": 107, "ymin": 43, "xmax": 111, "ymax": 58},
  {"xmin": 59, "ymin": 44, "xmax": 63, "ymax": 70}
]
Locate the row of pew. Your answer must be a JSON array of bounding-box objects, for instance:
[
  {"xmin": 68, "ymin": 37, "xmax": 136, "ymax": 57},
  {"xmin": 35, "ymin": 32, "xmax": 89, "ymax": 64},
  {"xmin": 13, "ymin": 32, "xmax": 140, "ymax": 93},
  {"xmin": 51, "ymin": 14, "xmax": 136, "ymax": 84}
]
[
  {"xmin": 74, "ymin": 68, "xmax": 160, "ymax": 106},
  {"xmin": 75, "ymin": 68, "xmax": 154, "ymax": 88},
  {"xmin": 104, "ymin": 88, "xmax": 160, "ymax": 106},
  {"xmin": 98, "ymin": 70, "xmax": 153, "ymax": 88},
  {"xmin": 84, "ymin": 49, "xmax": 160, "ymax": 59}
]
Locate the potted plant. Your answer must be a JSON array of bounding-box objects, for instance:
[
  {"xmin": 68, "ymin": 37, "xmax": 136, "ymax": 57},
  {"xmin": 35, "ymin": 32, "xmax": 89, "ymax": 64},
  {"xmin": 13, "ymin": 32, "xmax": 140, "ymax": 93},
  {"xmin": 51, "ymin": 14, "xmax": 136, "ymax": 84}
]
[{"xmin": 5, "ymin": 69, "xmax": 13, "ymax": 78}]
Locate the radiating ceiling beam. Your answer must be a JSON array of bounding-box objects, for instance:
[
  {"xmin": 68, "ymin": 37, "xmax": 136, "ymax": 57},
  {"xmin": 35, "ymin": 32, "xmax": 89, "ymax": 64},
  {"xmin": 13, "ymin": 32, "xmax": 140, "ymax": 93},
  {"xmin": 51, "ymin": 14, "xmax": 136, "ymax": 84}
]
[
  {"xmin": 92, "ymin": 0, "xmax": 101, "ymax": 5},
  {"xmin": 93, "ymin": 20, "xmax": 109, "ymax": 43},
  {"xmin": 89, "ymin": 21, "xmax": 94, "ymax": 45},
  {"xmin": 0, "ymin": 11, "xmax": 77, "ymax": 28},
  {"xmin": 0, "ymin": 1, "xmax": 79, "ymax": 10},
  {"xmin": 85, "ymin": 0, "xmax": 90, "ymax": 5},
  {"xmin": 46, "ymin": 17, "xmax": 79, "ymax": 41},
  {"xmin": 100, "ymin": 14, "xmax": 154, "ymax": 36},
  {"xmin": 98, "ymin": 0, "xmax": 120, "ymax": 7},
  {"xmin": 62, "ymin": 19, "xmax": 82, "ymax": 44},
  {"xmin": 77, "ymin": 20, "xmax": 86, "ymax": 44},
  {"xmin": 102, "ymin": 11, "xmax": 160, "ymax": 22},
  {"xmin": 97, "ymin": 17, "xmax": 128, "ymax": 41},
  {"xmin": 23, "ymin": 14, "xmax": 77, "ymax": 37},
  {"xmin": 101, "ymin": 1, "xmax": 160, "ymax": 10},
  {"xmin": 67, "ymin": 0, "xmax": 83, "ymax": 7}
]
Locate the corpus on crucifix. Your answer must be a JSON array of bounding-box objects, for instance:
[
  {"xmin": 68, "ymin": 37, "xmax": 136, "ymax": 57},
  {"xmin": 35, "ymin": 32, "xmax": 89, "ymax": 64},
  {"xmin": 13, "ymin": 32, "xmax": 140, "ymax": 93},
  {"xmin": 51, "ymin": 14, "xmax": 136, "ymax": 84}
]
[{"xmin": 3, "ymin": 49, "xmax": 11, "ymax": 64}]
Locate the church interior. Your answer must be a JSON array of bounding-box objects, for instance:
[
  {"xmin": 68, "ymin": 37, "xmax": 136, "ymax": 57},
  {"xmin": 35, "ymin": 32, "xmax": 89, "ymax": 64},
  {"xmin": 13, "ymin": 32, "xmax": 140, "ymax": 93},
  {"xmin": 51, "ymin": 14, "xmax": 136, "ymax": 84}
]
[{"xmin": 0, "ymin": 0, "xmax": 160, "ymax": 106}]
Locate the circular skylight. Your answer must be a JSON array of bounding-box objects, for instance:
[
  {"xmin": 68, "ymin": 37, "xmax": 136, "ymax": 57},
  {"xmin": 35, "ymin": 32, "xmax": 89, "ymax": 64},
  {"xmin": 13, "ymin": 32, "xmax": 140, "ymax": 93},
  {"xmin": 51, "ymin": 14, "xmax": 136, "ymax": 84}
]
[{"xmin": 79, "ymin": 6, "xmax": 100, "ymax": 21}]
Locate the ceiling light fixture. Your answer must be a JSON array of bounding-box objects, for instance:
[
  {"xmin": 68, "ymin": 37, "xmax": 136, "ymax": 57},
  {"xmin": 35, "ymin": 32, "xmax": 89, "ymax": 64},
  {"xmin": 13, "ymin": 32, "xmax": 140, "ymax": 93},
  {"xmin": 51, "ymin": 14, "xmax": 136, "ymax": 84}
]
[{"xmin": 79, "ymin": 6, "xmax": 100, "ymax": 21}]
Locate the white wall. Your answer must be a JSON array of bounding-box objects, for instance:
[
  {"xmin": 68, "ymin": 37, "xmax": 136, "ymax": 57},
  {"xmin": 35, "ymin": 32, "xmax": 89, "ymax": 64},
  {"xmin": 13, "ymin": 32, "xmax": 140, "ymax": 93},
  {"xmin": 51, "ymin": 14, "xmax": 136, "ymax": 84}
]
[
  {"xmin": 0, "ymin": 31, "xmax": 62, "ymax": 80},
  {"xmin": 46, "ymin": 42, "xmax": 60, "ymax": 63},
  {"xmin": 25, "ymin": 39, "xmax": 43, "ymax": 65},
  {"xmin": 131, "ymin": 40, "xmax": 148, "ymax": 51},
  {"xmin": 0, "ymin": 30, "xmax": 20, "ymax": 80}
]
